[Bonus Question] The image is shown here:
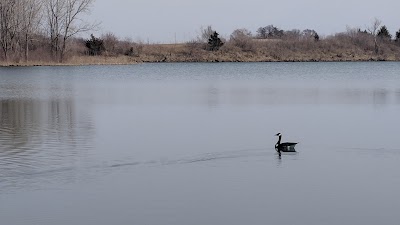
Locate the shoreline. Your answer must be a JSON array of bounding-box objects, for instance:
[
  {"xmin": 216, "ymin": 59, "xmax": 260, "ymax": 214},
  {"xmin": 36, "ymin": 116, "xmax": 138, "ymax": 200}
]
[
  {"xmin": 2, "ymin": 37, "xmax": 400, "ymax": 67},
  {"xmin": 0, "ymin": 56, "xmax": 397, "ymax": 67}
]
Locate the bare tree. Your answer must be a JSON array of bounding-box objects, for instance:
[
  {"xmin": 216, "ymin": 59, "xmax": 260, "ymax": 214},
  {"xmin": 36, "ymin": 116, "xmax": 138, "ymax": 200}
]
[
  {"xmin": 345, "ymin": 26, "xmax": 360, "ymax": 38},
  {"xmin": 230, "ymin": 28, "xmax": 252, "ymax": 39},
  {"xmin": 45, "ymin": 0, "xmax": 97, "ymax": 62},
  {"xmin": 19, "ymin": 0, "xmax": 43, "ymax": 62},
  {"xmin": 0, "ymin": 0, "xmax": 18, "ymax": 61},
  {"xmin": 367, "ymin": 18, "xmax": 382, "ymax": 54},
  {"xmin": 101, "ymin": 32, "xmax": 118, "ymax": 55},
  {"xmin": 188, "ymin": 26, "xmax": 216, "ymax": 50},
  {"xmin": 199, "ymin": 25, "xmax": 214, "ymax": 43},
  {"xmin": 230, "ymin": 28, "xmax": 254, "ymax": 51},
  {"xmin": 302, "ymin": 29, "xmax": 319, "ymax": 41},
  {"xmin": 257, "ymin": 25, "xmax": 284, "ymax": 39},
  {"xmin": 283, "ymin": 29, "xmax": 302, "ymax": 41},
  {"xmin": 256, "ymin": 27, "xmax": 267, "ymax": 39},
  {"xmin": 0, "ymin": 0, "xmax": 43, "ymax": 62}
]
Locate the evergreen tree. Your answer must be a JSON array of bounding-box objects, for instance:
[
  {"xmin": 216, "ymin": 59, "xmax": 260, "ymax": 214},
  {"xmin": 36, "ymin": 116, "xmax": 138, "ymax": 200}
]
[
  {"xmin": 85, "ymin": 34, "xmax": 105, "ymax": 56},
  {"xmin": 377, "ymin": 26, "xmax": 392, "ymax": 40},
  {"xmin": 314, "ymin": 33, "xmax": 320, "ymax": 41},
  {"xmin": 357, "ymin": 29, "xmax": 369, "ymax": 34},
  {"xmin": 395, "ymin": 29, "xmax": 400, "ymax": 42},
  {"xmin": 208, "ymin": 31, "xmax": 224, "ymax": 51}
]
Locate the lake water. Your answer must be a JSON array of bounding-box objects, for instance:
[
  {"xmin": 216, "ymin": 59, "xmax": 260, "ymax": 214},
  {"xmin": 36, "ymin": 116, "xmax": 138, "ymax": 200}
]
[{"xmin": 0, "ymin": 62, "xmax": 400, "ymax": 225}]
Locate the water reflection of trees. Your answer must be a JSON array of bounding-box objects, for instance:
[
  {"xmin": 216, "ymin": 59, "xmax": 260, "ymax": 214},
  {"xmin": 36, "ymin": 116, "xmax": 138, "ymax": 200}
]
[
  {"xmin": 396, "ymin": 90, "xmax": 400, "ymax": 104},
  {"xmin": 204, "ymin": 85, "xmax": 398, "ymax": 107},
  {"xmin": 0, "ymin": 99, "xmax": 94, "ymax": 178}
]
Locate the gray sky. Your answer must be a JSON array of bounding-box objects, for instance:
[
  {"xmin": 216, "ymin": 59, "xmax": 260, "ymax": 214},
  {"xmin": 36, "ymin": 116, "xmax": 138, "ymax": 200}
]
[{"xmin": 90, "ymin": 0, "xmax": 400, "ymax": 43}]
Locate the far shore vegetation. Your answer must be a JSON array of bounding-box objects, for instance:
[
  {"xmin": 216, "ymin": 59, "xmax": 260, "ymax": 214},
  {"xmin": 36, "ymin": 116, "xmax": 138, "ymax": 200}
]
[{"xmin": 1, "ymin": 0, "xmax": 400, "ymax": 66}]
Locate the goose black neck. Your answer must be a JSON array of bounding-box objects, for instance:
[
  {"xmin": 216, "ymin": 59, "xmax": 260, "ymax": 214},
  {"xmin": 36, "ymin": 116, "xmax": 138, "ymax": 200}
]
[{"xmin": 277, "ymin": 135, "xmax": 281, "ymax": 145}]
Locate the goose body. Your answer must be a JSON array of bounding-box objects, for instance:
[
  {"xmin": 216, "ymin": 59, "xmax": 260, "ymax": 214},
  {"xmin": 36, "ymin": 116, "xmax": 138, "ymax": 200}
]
[{"xmin": 275, "ymin": 133, "xmax": 297, "ymax": 153}]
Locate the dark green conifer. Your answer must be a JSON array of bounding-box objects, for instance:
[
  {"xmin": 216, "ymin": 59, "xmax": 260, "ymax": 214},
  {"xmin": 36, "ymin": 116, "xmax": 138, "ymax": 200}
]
[
  {"xmin": 395, "ymin": 29, "xmax": 400, "ymax": 42},
  {"xmin": 314, "ymin": 33, "xmax": 320, "ymax": 41},
  {"xmin": 208, "ymin": 31, "xmax": 224, "ymax": 51},
  {"xmin": 377, "ymin": 26, "xmax": 392, "ymax": 40},
  {"xmin": 85, "ymin": 34, "xmax": 105, "ymax": 56}
]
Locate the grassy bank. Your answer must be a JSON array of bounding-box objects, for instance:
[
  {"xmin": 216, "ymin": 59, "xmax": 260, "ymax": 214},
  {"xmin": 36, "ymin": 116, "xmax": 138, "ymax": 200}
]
[
  {"xmin": 2, "ymin": 38, "xmax": 400, "ymax": 67},
  {"xmin": 0, "ymin": 55, "xmax": 141, "ymax": 67}
]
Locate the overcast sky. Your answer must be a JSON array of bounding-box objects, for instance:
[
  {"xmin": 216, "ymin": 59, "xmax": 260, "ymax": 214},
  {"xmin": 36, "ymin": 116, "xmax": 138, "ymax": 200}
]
[{"xmin": 89, "ymin": 0, "xmax": 400, "ymax": 43}]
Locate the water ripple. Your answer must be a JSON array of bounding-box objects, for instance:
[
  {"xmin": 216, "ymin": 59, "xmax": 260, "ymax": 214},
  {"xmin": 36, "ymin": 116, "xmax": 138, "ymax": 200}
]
[{"xmin": 0, "ymin": 147, "xmax": 277, "ymax": 191}]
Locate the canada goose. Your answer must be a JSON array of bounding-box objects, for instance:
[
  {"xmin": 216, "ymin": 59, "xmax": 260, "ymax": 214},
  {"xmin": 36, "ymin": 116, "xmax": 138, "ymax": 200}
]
[{"xmin": 275, "ymin": 133, "xmax": 297, "ymax": 155}]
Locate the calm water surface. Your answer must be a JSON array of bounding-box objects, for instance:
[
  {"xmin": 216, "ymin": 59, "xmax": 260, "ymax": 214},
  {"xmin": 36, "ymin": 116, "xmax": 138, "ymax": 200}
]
[{"xmin": 0, "ymin": 62, "xmax": 400, "ymax": 225}]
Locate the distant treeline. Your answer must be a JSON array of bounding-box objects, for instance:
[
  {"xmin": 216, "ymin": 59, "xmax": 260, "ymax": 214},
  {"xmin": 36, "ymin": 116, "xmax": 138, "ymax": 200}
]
[
  {"xmin": 63, "ymin": 23, "xmax": 400, "ymax": 63},
  {"xmin": 1, "ymin": 0, "xmax": 400, "ymax": 65}
]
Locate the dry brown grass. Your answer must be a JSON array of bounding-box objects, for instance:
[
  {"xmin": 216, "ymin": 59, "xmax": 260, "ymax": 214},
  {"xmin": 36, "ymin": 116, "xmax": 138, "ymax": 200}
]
[
  {"xmin": 67, "ymin": 55, "xmax": 140, "ymax": 65},
  {"xmin": 2, "ymin": 35, "xmax": 400, "ymax": 67},
  {"xmin": 0, "ymin": 55, "xmax": 140, "ymax": 67}
]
